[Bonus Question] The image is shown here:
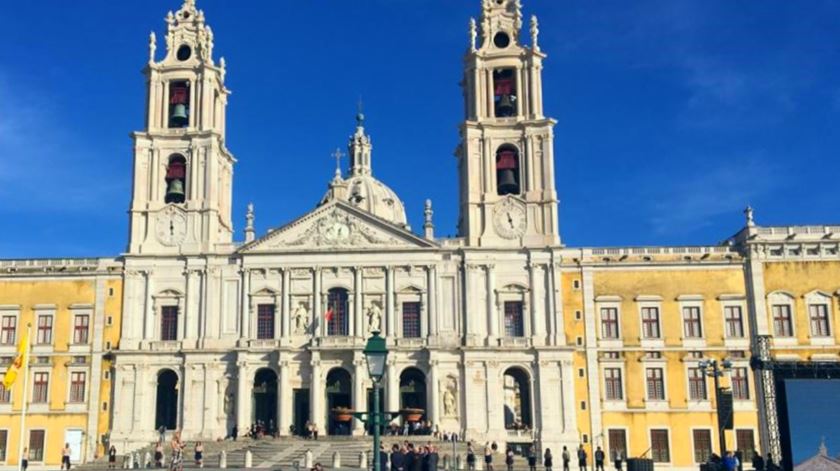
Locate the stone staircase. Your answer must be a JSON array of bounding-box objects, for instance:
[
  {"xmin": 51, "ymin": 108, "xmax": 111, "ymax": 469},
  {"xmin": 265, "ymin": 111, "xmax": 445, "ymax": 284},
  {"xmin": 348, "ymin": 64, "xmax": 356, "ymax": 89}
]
[{"xmin": 76, "ymin": 436, "xmax": 535, "ymax": 470}]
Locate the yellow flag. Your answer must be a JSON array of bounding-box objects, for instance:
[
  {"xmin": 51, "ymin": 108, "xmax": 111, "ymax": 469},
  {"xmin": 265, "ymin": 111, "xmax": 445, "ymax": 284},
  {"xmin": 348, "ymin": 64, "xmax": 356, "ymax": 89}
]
[{"xmin": 3, "ymin": 328, "xmax": 28, "ymax": 389}]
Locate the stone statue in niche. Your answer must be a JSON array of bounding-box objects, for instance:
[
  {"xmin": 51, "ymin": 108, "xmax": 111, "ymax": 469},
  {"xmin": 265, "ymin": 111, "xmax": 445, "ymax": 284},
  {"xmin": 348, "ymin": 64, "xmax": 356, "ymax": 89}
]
[
  {"xmin": 366, "ymin": 302, "xmax": 382, "ymax": 332},
  {"xmin": 222, "ymin": 377, "xmax": 235, "ymax": 415},
  {"xmin": 293, "ymin": 302, "xmax": 309, "ymax": 334},
  {"xmin": 443, "ymin": 377, "xmax": 458, "ymax": 417}
]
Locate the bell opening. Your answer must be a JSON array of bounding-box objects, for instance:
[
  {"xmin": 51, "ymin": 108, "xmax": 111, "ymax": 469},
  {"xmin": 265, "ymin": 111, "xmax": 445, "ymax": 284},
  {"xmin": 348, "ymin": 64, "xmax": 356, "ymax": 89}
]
[
  {"xmin": 493, "ymin": 68, "xmax": 517, "ymax": 118},
  {"xmin": 165, "ymin": 154, "xmax": 187, "ymax": 204},
  {"xmin": 168, "ymin": 80, "xmax": 190, "ymax": 128},
  {"xmin": 496, "ymin": 144, "xmax": 520, "ymax": 196}
]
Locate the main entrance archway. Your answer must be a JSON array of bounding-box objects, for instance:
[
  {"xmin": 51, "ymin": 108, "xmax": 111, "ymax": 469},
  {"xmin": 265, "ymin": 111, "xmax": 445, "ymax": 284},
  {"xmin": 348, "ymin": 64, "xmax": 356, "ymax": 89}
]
[
  {"xmin": 253, "ymin": 368, "xmax": 278, "ymax": 434},
  {"xmin": 503, "ymin": 367, "xmax": 532, "ymax": 430},
  {"xmin": 155, "ymin": 369, "xmax": 178, "ymax": 430},
  {"xmin": 326, "ymin": 368, "xmax": 352, "ymax": 435},
  {"xmin": 399, "ymin": 368, "xmax": 427, "ymax": 421}
]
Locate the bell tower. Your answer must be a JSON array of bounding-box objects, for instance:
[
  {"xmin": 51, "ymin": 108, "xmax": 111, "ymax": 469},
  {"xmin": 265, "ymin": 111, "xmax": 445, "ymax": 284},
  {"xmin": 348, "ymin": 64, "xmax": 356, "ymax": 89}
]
[
  {"xmin": 127, "ymin": 0, "xmax": 235, "ymax": 254},
  {"xmin": 456, "ymin": 0, "xmax": 560, "ymax": 247}
]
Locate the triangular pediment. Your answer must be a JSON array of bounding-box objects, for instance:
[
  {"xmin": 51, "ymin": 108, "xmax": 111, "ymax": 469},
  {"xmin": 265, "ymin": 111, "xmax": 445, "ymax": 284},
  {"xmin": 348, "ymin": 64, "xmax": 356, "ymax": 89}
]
[{"xmin": 238, "ymin": 202, "xmax": 437, "ymax": 253}]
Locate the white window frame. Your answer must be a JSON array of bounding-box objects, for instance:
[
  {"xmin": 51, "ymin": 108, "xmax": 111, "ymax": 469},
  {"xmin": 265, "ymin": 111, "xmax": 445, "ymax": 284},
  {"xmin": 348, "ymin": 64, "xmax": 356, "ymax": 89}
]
[
  {"xmin": 0, "ymin": 375, "xmax": 11, "ymax": 413},
  {"xmin": 154, "ymin": 290, "xmax": 185, "ymax": 342},
  {"xmin": 804, "ymin": 291, "xmax": 834, "ymax": 345},
  {"xmin": 605, "ymin": 427, "xmax": 630, "ymax": 463},
  {"xmin": 768, "ymin": 291, "xmax": 796, "ymax": 345},
  {"xmin": 595, "ymin": 296, "xmax": 622, "ymax": 348},
  {"xmin": 250, "ymin": 288, "xmax": 281, "ymax": 342},
  {"xmin": 33, "ymin": 306, "xmax": 55, "ymax": 352},
  {"xmin": 729, "ymin": 363, "xmax": 753, "ymax": 410},
  {"xmin": 396, "ymin": 286, "xmax": 425, "ymax": 340},
  {"xmin": 26, "ymin": 428, "xmax": 47, "ymax": 464},
  {"xmin": 636, "ymin": 295, "xmax": 664, "ymax": 348},
  {"xmin": 0, "ymin": 306, "xmax": 20, "ymax": 350},
  {"xmin": 29, "ymin": 369, "xmax": 50, "ymax": 413},
  {"xmin": 678, "ymin": 295, "xmax": 705, "ymax": 348},
  {"xmin": 68, "ymin": 304, "xmax": 94, "ymax": 353}
]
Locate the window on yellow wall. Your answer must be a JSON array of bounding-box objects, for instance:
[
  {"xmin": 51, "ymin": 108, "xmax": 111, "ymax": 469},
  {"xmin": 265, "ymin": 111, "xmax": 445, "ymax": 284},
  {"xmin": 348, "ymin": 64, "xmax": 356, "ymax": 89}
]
[
  {"xmin": 28, "ymin": 430, "xmax": 44, "ymax": 462},
  {"xmin": 646, "ymin": 368, "xmax": 665, "ymax": 400},
  {"xmin": 688, "ymin": 368, "xmax": 707, "ymax": 400},
  {"xmin": 32, "ymin": 372, "xmax": 49, "ymax": 403},
  {"xmin": 732, "ymin": 368, "xmax": 750, "ymax": 400},
  {"xmin": 70, "ymin": 372, "xmax": 86, "ymax": 403},
  {"xmin": 772, "ymin": 305, "xmax": 793, "ymax": 337},
  {"xmin": 0, "ymin": 316, "xmax": 16, "ymax": 345},
  {"xmin": 650, "ymin": 429, "xmax": 670, "ymax": 463},
  {"xmin": 725, "ymin": 306, "xmax": 745, "ymax": 338},
  {"xmin": 604, "ymin": 368, "xmax": 623, "ymax": 400},
  {"xmin": 641, "ymin": 307, "xmax": 660, "ymax": 339},
  {"xmin": 36, "ymin": 315, "xmax": 52, "ymax": 345},
  {"xmin": 73, "ymin": 315, "xmax": 90, "ymax": 344},
  {"xmin": 683, "ymin": 306, "xmax": 703, "ymax": 338},
  {"xmin": 608, "ymin": 430, "xmax": 627, "ymax": 461},
  {"xmin": 0, "ymin": 380, "xmax": 9, "ymax": 403},
  {"xmin": 809, "ymin": 304, "xmax": 831, "ymax": 337},
  {"xmin": 600, "ymin": 308, "xmax": 619, "ymax": 339},
  {"xmin": 692, "ymin": 430, "xmax": 712, "ymax": 463}
]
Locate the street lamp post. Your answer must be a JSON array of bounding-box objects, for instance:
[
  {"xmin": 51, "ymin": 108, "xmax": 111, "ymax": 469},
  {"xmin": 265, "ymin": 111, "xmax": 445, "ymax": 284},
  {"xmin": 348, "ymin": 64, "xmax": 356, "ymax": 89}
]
[
  {"xmin": 699, "ymin": 358, "xmax": 733, "ymax": 457},
  {"xmin": 363, "ymin": 331, "xmax": 389, "ymax": 471}
]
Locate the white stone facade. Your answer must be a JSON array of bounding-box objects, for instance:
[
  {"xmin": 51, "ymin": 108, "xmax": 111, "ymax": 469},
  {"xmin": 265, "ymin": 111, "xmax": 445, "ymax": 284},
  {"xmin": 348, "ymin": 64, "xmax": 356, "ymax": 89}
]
[{"xmin": 111, "ymin": 0, "xmax": 578, "ymax": 455}]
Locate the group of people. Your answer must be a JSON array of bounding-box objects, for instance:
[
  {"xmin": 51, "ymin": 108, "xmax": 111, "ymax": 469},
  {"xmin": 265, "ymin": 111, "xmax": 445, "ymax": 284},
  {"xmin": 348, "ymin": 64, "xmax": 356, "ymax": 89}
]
[
  {"xmin": 386, "ymin": 420, "xmax": 439, "ymax": 437},
  {"xmin": 387, "ymin": 441, "xmax": 442, "ymax": 471},
  {"xmin": 461, "ymin": 442, "xmax": 597, "ymax": 471},
  {"xmin": 19, "ymin": 443, "xmax": 74, "ymax": 471},
  {"xmin": 706, "ymin": 450, "xmax": 779, "ymax": 471},
  {"xmin": 111, "ymin": 431, "xmax": 205, "ymax": 470}
]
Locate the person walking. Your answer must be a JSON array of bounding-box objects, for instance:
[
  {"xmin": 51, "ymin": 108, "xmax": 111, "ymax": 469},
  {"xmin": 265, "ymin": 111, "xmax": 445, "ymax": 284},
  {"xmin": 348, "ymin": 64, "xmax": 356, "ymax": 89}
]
[
  {"xmin": 594, "ymin": 447, "xmax": 605, "ymax": 471},
  {"xmin": 485, "ymin": 443, "xmax": 495, "ymax": 471},
  {"xmin": 108, "ymin": 445, "xmax": 118, "ymax": 470},
  {"xmin": 723, "ymin": 452, "xmax": 738, "ymax": 471},
  {"xmin": 154, "ymin": 442, "xmax": 163, "ymax": 468},
  {"xmin": 467, "ymin": 443, "xmax": 477, "ymax": 471},
  {"xmin": 613, "ymin": 451, "xmax": 622, "ymax": 471},
  {"xmin": 506, "ymin": 448, "xmax": 515, "ymax": 471},
  {"xmin": 561, "ymin": 447, "xmax": 570, "ymax": 471},
  {"xmin": 528, "ymin": 448, "xmax": 537, "ymax": 471},
  {"xmin": 21, "ymin": 447, "xmax": 29, "ymax": 471},
  {"xmin": 61, "ymin": 442, "xmax": 72, "ymax": 470},
  {"xmin": 752, "ymin": 452, "xmax": 765, "ymax": 471},
  {"xmin": 577, "ymin": 446, "xmax": 587, "ymax": 471},
  {"xmin": 392, "ymin": 444, "xmax": 406, "ymax": 471}
]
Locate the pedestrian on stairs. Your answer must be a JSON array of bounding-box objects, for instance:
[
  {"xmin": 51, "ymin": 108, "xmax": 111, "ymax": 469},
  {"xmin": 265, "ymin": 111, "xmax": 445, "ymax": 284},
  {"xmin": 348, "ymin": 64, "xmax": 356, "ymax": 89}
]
[
  {"xmin": 561, "ymin": 446, "xmax": 570, "ymax": 471},
  {"xmin": 108, "ymin": 445, "xmax": 117, "ymax": 470},
  {"xmin": 594, "ymin": 447, "xmax": 605, "ymax": 471},
  {"xmin": 577, "ymin": 446, "xmax": 587, "ymax": 471},
  {"xmin": 528, "ymin": 448, "xmax": 537, "ymax": 471},
  {"xmin": 194, "ymin": 442, "xmax": 204, "ymax": 468},
  {"xmin": 545, "ymin": 448, "xmax": 555, "ymax": 471},
  {"xmin": 466, "ymin": 443, "xmax": 476, "ymax": 471},
  {"xmin": 485, "ymin": 443, "xmax": 495, "ymax": 471},
  {"xmin": 505, "ymin": 447, "xmax": 515, "ymax": 471},
  {"xmin": 154, "ymin": 442, "xmax": 164, "ymax": 468}
]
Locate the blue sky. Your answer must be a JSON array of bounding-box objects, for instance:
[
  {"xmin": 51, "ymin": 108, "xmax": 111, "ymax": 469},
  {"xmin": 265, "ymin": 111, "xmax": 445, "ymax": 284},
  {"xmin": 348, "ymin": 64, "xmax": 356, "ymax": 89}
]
[
  {"xmin": 786, "ymin": 380, "xmax": 840, "ymax": 464},
  {"xmin": 1, "ymin": 1, "xmax": 839, "ymax": 257}
]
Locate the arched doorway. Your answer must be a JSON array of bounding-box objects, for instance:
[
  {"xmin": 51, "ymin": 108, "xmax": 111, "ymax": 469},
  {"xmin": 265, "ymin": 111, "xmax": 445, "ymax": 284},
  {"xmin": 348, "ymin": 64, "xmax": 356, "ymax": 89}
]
[
  {"xmin": 326, "ymin": 368, "xmax": 352, "ymax": 435},
  {"xmin": 253, "ymin": 368, "xmax": 278, "ymax": 435},
  {"xmin": 155, "ymin": 369, "xmax": 179, "ymax": 430},
  {"xmin": 400, "ymin": 368, "xmax": 427, "ymax": 423},
  {"xmin": 503, "ymin": 367, "xmax": 532, "ymax": 430}
]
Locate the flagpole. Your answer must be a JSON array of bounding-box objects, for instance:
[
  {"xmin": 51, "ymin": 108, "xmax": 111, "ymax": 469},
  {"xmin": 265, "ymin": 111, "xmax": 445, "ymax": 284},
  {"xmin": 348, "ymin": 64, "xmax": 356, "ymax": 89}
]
[{"xmin": 17, "ymin": 323, "xmax": 31, "ymax": 471}]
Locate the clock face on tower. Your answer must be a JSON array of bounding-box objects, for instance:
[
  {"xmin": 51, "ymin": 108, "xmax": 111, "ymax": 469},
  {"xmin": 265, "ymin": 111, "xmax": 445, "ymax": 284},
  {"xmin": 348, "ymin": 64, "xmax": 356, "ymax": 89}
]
[
  {"xmin": 493, "ymin": 198, "xmax": 527, "ymax": 239},
  {"xmin": 155, "ymin": 209, "xmax": 187, "ymax": 246}
]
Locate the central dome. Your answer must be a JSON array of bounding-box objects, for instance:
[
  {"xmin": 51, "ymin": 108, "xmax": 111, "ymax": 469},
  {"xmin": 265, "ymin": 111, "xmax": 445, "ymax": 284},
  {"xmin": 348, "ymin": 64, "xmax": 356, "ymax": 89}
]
[
  {"xmin": 318, "ymin": 114, "xmax": 408, "ymax": 227},
  {"xmin": 320, "ymin": 174, "xmax": 407, "ymax": 227}
]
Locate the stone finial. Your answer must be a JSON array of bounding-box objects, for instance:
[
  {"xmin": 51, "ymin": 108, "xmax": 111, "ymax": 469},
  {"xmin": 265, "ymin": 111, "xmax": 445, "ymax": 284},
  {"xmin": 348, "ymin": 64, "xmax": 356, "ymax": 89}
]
[
  {"xmin": 332, "ymin": 147, "xmax": 345, "ymax": 181},
  {"xmin": 220, "ymin": 56, "xmax": 226, "ymax": 70},
  {"xmin": 469, "ymin": 18, "xmax": 477, "ymax": 52},
  {"xmin": 819, "ymin": 437, "xmax": 828, "ymax": 456},
  {"xmin": 244, "ymin": 203, "xmax": 255, "ymax": 243},
  {"xmin": 745, "ymin": 205, "xmax": 755, "ymax": 227},
  {"xmin": 148, "ymin": 32, "xmax": 157, "ymax": 63},
  {"xmin": 530, "ymin": 15, "xmax": 540, "ymax": 51},
  {"xmin": 424, "ymin": 199, "xmax": 435, "ymax": 241}
]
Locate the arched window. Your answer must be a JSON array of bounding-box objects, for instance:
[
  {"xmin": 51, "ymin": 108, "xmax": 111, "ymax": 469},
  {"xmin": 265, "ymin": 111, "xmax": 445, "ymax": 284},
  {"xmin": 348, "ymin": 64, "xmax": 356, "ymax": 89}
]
[
  {"xmin": 168, "ymin": 80, "xmax": 190, "ymax": 128},
  {"xmin": 165, "ymin": 154, "xmax": 187, "ymax": 204},
  {"xmin": 503, "ymin": 367, "xmax": 532, "ymax": 430},
  {"xmin": 496, "ymin": 144, "xmax": 521, "ymax": 195},
  {"xmin": 326, "ymin": 288, "xmax": 349, "ymax": 336},
  {"xmin": 493, "ymin": 68, "xmax": 517, "ymax": 117}
]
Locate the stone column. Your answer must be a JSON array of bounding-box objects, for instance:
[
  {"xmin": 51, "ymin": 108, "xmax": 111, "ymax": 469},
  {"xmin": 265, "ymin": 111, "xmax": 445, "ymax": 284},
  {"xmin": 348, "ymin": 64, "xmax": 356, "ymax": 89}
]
[
  {"xmin": 386, "ymin": 361, "xmax": 399, "ymax": 422},
  {"xmin": 281, "ymin": 269, "xmax": 291, "ymax": 339},
  {"xmin": 421, "ymin": 290, "xmax": 429, "ymax": 338},
  {"xmin": 352, "ymin": 360, "xmax": 366, "ymax": 435},
  {"xmin": 559, "ymin": 358, "xmax": 578, "ymax": 435},
  {"xmin": 486, "ymin": 265, "xmax": 498, "ymax": 341},
  {"xmin": 354, "ymin": 267, "xmax": 363, "ymax": 336},
  {"xmin": 386, "ymin": 267, "xmax": 396, "ymax": 338},
  {"xmin": 199, "ymin": 268, "xmax": 208, "ymax": 338},
  {"xmin": 427, "ymin": 266, "xmax": 438, "ymax": 337},
  {"xmin": 184, "ymin": 268, "xmax": 196, "ymax": 340},
  {"xmin": 485, "ymin": 361, "xmax": 503, "ymax": 436},
  {"xmin": 313, "ymin": 268, "xmax": 323, "ymax": 337},
  {"xmin": 278, "ymin": 360, "xmax": 292, "ymax": 435},
  {"xmin": 310, "ymin": 355, "xmax": 325, "ymax": 433},
  {"xmin": 427, "ymin": 361, "xmax": 440, "ymax": 425},
  {"xmin": 531, "ymin": 263, "xmax": 546, "ymax": 342},
  {"xmin": 143, "ymin": 271, "xmax": 154, "ymax": 341},
  {"xmin": 239, "ymin": 269, "xmax": 250, "ymax": 340},
  {"xmin": 236, "ymin": 362, "xmax": 250, "ymax": 433}
]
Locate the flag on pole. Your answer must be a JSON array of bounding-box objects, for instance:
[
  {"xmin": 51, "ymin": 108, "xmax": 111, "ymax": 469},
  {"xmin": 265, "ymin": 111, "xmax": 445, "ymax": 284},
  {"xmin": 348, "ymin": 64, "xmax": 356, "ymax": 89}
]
[{"xmin": 3, "ymin": 328, "xmax": 29, "ymax": 389}]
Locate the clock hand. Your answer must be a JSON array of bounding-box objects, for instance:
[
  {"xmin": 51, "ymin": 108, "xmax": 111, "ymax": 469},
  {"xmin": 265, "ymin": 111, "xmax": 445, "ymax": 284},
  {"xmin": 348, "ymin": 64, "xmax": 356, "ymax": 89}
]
[{"xmin": 507, "ymin": 212, "xmax": 515, "ymax": 228}]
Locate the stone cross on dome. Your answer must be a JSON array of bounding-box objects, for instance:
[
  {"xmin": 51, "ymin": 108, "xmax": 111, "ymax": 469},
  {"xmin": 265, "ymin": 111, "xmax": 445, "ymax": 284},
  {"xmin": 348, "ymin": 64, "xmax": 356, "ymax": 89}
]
[{"xmin": 332, "ymin": 148, "xmax": 345, "ymax": 180}]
